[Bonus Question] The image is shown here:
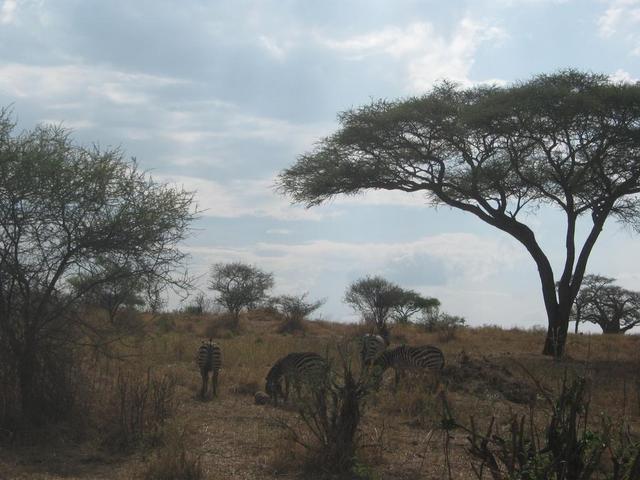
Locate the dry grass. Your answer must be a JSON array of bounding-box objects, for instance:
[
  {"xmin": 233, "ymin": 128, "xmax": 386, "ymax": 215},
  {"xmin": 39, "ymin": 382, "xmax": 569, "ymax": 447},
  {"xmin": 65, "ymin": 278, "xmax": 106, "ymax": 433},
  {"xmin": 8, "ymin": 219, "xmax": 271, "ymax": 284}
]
[{"xmin": 2, "ymin": 313, "xmax": 640, "ymax": 479}]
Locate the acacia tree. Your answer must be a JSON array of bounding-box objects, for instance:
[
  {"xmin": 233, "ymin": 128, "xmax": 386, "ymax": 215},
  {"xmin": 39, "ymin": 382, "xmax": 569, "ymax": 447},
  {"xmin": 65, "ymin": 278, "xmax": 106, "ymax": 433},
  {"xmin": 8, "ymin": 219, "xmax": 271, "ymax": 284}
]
[
  {"xmin": 278, "ymin": 71, "xmax": 640, "ymax": 357},
  {"xmin": 0, "ymin": 111, "xmax": 196, "ymax": 423},
  {"xmin": 571, "ymin": 274, "xmax": 640, "ymax": 334},
  {"xmin": 344, "ymin": 276, "xmax": 404, "ymax": 343},
  {"xmin": 391, "ymin": 289, "xmax": 440, "ymax": 324},
  {"xmin": 208, "ymin": 261, "xmax": 274, "ymax": 328}
]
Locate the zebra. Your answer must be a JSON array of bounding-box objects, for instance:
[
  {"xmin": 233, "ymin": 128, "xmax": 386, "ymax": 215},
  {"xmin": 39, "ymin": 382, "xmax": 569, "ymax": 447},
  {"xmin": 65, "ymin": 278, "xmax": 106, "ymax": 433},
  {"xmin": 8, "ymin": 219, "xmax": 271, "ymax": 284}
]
[
  {"xmin": 265, "ymin": 352, "xmax": 329, "ymax": 406},
  {"xmin": 373, "ymin": 344, "xmax": 444, "ymax": 390},
  {"xmin": 197, "ymin": 338, "xmax": 222, "ymax": 399},
  {"xmin": 358, "ymin": 334, "xmax": 386, "ymax": 368}
]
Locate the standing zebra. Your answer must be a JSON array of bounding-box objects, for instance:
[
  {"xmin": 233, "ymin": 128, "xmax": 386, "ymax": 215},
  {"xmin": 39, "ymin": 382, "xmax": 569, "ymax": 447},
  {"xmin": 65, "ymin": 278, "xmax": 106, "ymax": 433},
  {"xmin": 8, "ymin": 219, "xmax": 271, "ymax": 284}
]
[
  {"xmin": 373, "ymin": 344, "xmax": 444, "ymax": 390},
  {"xmin": 197, "ymin": 338, "xmax": 222, "ymax": 399},
  {"xmin": 265, "ymin": 352, "xmax": 328, "ymax": 406},
  {"xmin": 358, "ymin": 334, "xmax": 386, "ymax": 368}
]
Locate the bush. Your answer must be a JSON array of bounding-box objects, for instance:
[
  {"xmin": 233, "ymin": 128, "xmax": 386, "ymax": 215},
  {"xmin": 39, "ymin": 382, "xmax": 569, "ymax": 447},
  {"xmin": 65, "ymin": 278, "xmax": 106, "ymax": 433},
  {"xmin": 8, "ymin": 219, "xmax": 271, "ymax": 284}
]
[
  {"xmin": 276, "ymin": 344, "xmax": 377, "ymax": 477},
  {"xmin": 421, "ymin": 312, "xmax": 466, "ymax": 341},
  {"xmin": 102, "ymin": 369, "xmax": 177, "ymax": 451},
  {"xmin": 451, "ymin": 374, "xmax": 640, "ymax": 480}
]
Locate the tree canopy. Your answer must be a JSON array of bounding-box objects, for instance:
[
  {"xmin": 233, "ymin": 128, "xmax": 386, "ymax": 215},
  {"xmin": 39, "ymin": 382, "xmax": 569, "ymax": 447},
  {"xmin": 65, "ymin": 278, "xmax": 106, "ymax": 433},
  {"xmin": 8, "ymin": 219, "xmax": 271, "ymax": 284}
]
[
  {"xmin": 344, "ymin": 276, "xmax": 405, "ymax": 343},
  {"xmin": 279, "ymin": 70, "xmax": 640, "ymax": 357},
  {"xmin": 208, "ymin": 261, "xmax": 274, "ymax": 328},
  {"xmin": 0, "ymin": 110, "xmax": 196, "ymax": 422}
]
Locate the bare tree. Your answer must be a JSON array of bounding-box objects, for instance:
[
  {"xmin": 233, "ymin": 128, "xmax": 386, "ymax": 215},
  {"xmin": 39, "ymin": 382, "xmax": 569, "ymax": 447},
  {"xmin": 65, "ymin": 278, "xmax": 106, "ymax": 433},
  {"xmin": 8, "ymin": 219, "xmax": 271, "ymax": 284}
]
[
  {"xmin": 279, "ymin": 71, "xmax": 640, "ymax": 357},
  {"xmin": 208, "ymin": 262, "xmax": 274, "ymax": 329}
]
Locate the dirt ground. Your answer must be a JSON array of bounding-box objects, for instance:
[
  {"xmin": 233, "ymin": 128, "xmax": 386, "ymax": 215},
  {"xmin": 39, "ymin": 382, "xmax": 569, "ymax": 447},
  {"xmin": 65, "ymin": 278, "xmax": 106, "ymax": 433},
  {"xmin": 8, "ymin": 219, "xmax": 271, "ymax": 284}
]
[{"xmin": 2, "ymin": 319, "xmax": 639, "ymax": 479}]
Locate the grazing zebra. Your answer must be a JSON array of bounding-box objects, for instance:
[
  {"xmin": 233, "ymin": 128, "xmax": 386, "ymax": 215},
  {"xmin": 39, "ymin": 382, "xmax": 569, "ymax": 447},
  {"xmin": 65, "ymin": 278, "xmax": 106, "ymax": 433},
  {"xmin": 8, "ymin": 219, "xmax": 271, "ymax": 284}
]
[
  {"xmin": 358, "ymin": 334, "xmax": 386, "ymax": 368},
  {"xmin": 265, "ymin": 352, "xmax": 329, "ymax": 406},
  {"xmin": 373, "ymin": 344, "xmax": 444, "ymax": 390},
  {"xmin": 197, "ymin": 338, "xmax": 222, "ymax": 399}
]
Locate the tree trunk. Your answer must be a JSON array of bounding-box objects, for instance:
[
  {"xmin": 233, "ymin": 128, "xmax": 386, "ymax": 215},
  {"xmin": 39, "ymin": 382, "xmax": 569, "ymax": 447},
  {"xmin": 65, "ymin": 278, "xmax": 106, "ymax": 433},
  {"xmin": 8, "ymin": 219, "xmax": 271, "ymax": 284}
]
[
  {"xmin": 601, "ymin": 322, "xmax": 622, "ymax": 334},
  {"xmin": 542, "ymin": 308, "xmax": 571, "ymax": 358},
  {"xmin": 18, "ymin": 355, "xmax": 38, "ymax": 425}
]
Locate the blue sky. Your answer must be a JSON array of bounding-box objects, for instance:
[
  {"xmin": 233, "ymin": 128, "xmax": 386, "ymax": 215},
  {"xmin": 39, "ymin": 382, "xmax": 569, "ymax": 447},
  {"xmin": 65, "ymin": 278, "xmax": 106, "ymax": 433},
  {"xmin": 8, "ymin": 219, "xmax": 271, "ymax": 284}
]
[{"xmin": 2, "ymin": 0, "xmax": 640, "ymax": 328}]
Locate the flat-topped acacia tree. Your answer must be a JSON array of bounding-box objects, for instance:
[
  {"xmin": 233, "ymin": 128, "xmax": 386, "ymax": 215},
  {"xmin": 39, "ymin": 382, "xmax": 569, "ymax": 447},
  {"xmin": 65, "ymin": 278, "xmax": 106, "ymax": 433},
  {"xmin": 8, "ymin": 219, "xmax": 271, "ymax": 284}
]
[{"xmin": 277, "ymin": 71, "xmax": 640, "ymax": 358}]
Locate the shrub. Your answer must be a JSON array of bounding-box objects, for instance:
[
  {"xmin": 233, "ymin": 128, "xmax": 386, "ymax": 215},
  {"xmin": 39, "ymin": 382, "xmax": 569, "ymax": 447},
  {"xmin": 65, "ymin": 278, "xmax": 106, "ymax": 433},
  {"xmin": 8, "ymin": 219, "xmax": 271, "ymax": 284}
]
[
  {"xmin": 102, "ymin": 369, "xmax": 177, "ymax": 451},
  {"xmin": 450, "ymin": 374, "xmax": 640, "ymax": 480},
  {"xmin": 276, "ymin": 344, "xmax": 377, "ymax": 477},
  {"xmin": 421, "ymin": 312, "xmax": 466, "ymax": 341}
]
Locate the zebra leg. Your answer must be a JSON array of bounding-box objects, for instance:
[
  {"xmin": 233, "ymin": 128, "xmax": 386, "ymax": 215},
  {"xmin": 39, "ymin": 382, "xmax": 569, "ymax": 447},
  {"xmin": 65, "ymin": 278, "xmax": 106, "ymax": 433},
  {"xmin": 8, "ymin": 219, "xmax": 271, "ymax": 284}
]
[
  {"xmin": 212, "ymin": 369, "xmax": 219, "ymax": 397},
  {"xmin": 284, "ymin": 376, "xmax": 291, "ymax": 403},
  {"xmin": 200, "ymin": 370, "xmax": 209, "ymax": 399}
]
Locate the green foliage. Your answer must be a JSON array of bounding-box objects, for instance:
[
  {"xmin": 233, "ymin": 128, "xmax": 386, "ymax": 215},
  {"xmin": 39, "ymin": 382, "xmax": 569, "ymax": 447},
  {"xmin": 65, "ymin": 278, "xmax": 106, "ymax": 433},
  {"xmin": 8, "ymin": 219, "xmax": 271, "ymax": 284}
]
[
  {"xmin": 344, "ymin": 276, "xmax": 405, "ymax": 342},
  {"xmin": 391, "ymin": 289, "xmax": 440, "ymax": 324},
  {"xmin": 0, "ymin": 110, "xmax": 196, "ymax": 426}
]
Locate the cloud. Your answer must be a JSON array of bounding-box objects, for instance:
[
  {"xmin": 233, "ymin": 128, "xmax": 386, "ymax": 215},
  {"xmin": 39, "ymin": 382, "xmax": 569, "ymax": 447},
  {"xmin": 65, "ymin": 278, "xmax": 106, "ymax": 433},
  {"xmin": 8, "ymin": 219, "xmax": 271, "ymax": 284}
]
[
  {"xmin": 156, "ymin": 174, "xmax": 328, "ymax": 221},
  {"xmin": 258, "ymin": 35, "xmax": 290, "ymax": 61},
  {"xmin": 186, "ymin": 233, "xmax": 525, "ymax": 285},
  {"xmin": 598, "ymin": 0, "xmax": 640, "ymax": 54},
  {"xmin": 0, "ymin": 63, "xmax": 187, "ymax": 104},
  {"xmin": 183, "ymin": 233, "xmax": 531, "ymax": 324},
  {"xmin": 317, "ymin": 17, "xmax": 506, "ymax": 92},
  {"xmin": 609, "ymin": 68, "xmax": 639, "ymax": 83},
  {"xmin": 0, "ymin": 0, "xmax": 16, "ymax": 24}
]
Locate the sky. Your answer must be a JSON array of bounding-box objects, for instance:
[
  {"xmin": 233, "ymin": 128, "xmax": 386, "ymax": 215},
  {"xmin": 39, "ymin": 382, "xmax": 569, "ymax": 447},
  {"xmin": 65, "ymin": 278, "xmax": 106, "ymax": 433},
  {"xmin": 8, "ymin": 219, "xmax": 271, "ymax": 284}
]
[{"xmin": 1, "ymin": 0, "xmax": 640, "ymax": 329}]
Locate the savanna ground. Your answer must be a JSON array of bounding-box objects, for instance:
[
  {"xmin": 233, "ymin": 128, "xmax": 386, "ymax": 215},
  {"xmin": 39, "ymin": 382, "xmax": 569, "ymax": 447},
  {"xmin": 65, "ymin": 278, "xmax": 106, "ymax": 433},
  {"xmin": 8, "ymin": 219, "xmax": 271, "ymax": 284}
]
[{"xmin": 2, "ymin": 311, "xmax": 640, "ymax": 480}]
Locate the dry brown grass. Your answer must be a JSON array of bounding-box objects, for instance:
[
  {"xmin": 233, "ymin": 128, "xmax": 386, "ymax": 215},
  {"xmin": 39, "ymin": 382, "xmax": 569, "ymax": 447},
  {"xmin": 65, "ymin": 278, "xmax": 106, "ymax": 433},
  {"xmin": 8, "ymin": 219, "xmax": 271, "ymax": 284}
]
[{"xmin": 2, "ymin": 313, "xmax": 640, "ymax": 479}]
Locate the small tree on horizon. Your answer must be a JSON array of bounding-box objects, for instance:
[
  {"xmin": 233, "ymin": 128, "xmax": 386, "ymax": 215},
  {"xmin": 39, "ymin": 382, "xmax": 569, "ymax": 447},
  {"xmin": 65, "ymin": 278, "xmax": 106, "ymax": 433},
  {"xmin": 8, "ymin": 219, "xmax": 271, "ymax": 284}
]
[
  {"xmin": 208, "ymin": 261, "xmax": 274, "ymax": 329},
  {"xmin": 571, "ymin": 274, "xmax": 640, "ymax": 334},
  {"xmin": 278, "ymin": 70, "xmax": 640, "ymax": 358},
  {"xmin": 271, "ymin": 293, "xmax": 325, "ymax": 333},
  {"xmin": 344, "ymin": 276, "xmax": 404, "ymax": 343},
  {"xmin": 391, "ymin": 289, "xmax": 440, "ymax": 324}
]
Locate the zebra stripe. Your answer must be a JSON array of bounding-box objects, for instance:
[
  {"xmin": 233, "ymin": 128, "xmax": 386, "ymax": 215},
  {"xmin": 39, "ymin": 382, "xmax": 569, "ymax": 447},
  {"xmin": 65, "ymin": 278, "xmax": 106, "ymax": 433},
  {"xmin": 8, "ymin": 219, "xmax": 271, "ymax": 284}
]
[
  {"xmin": 265, "ymin": 352, "xmax": 328, "ymax": 405},
  {"xmin": 358, "ymin": 334, "xmax": 386, "ymax": 367},
  {"xmin": 197, "ymin": 339, "xmax": 222, "ymax": 398},
  {"xmin": 373, "ymin": 344, "xmax": 444, "ymax": 389}
]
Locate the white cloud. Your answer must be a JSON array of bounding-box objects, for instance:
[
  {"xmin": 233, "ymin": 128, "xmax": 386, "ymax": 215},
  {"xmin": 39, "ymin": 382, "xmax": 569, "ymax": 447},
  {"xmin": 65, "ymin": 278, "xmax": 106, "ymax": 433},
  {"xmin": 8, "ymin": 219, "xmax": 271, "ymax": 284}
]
[
  {"xmin": 156, "ymin": 174, "xmax": 328, "ymax": 221},
  {"xmin": 258, "ymin": 35, "xmax": 289, "ymax": 61},
  {"xmin": 0, "ymin": 0, "xmax": 16, "ymax": 24},
  {"xmin": 598, "ymin": 0, "xmax": 640, "ymax": 54},
  {"xmin": 609, "ymin": 68, "xmax": 639, "ymax": 83},
  {"xmin": 317, "ymin": 18, "xmax": 506, "ymax": 92},
  {"xmin": 0, "ymin": 63, "xmax": 188, "ymax": 104},
  {"xmin": 187, "ymin": 233, "xmax": 524, "ymax": 284}
]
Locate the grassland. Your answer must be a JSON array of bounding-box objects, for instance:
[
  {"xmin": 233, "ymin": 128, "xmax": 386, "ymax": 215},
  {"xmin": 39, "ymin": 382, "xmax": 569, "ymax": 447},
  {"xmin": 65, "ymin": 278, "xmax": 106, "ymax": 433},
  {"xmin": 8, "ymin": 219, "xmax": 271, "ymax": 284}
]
[{"xmin": 1, "ymin": 311, "xmax": 639, "ymax": 479}]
